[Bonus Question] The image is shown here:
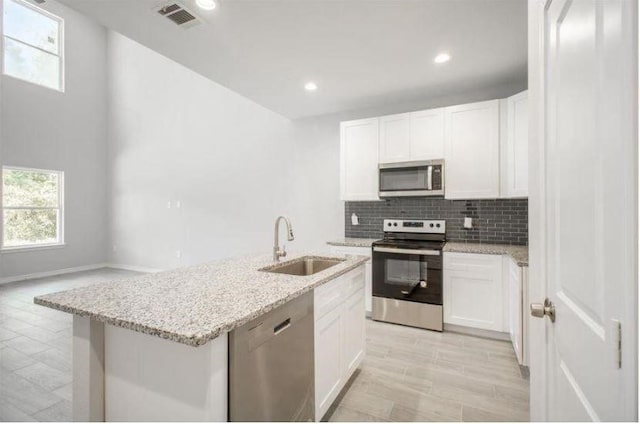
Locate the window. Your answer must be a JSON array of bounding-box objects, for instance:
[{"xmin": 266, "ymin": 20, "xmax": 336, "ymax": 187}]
[
  {"xmin": 1, "ymin": 167, "xmax": 64, "ymax": 250},
  {"xmin": 2, "ymin": 0, "xmax": 63, "ymax": 91}
]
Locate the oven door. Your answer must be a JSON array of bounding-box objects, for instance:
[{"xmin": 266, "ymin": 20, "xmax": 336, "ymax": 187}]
[{"xmin": 372, "ymin": 246, "xmax": 442, "ymax": 305}]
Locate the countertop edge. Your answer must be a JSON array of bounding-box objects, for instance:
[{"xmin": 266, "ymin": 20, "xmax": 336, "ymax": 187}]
[
  {"xmin": 443, "ymin": 242, "xmax": 529, "ymax": 267},
  {"xmin": 34, "ymin": 255, "xmax": 370, "ymax": 347},
  {"xmin": 326, "ymin": 238, "xmax": 378, "ymax": 248}
]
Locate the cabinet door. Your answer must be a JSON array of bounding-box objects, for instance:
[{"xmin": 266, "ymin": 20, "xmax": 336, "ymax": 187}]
[
  {"xmin": 379, "ymin": 113, "xmax": 412, "ymax": 163},
  {"xmin": 314, "ymin": 306, "xmax": 343, "ymax": 421},
  {"xmin": 410, "ymin": 108, "xmax": 445, "ymax": 160},
  {"xmin": 340, "ymin": 118, "xmax": 379, "ymax": 201},
  {"xmin": 342, "ymin": 289, "xmax": 365, "ymax": 378},
  {"xmin": 444, "ymin": 100, "xmax": 500, "ymax": 199},
  {"xmin": 443, "ymin": 252, "xmax": 503, "ymax": 330},
  {"xmin": 501, "ymin": 90, "xmax": 529, "ymax": 198}
]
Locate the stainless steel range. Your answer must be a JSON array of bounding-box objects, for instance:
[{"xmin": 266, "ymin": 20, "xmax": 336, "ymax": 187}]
[{"xmin": 371, "ymin": 219, "xmax": 446, "ymax": 331}]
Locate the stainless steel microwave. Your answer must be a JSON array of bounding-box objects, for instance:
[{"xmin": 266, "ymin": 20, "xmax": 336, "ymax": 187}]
[{"xmin": 378, "ymin": 159, "xmax": 445, "ymax": 197}]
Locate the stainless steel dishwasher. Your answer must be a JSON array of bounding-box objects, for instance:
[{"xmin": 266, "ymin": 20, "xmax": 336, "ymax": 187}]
[{"xmin": 229, "ymin": 291, "xmax": 314, "ymax": 422}]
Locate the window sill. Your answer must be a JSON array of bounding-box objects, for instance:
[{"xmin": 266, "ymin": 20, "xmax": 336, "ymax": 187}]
[{"xmin": 1, "ymin": 243, "xmax": 66, "ymax": 254}]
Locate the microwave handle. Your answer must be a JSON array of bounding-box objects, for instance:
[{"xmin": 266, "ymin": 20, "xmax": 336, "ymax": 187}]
[{"xmin": 427, "ymin": 165, "xmax": 433, "ymax": 190}]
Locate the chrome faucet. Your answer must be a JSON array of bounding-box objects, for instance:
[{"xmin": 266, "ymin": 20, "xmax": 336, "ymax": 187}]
[{"xmin": 273, "ymin": 216, "xmax": 294, "ymax": 261}]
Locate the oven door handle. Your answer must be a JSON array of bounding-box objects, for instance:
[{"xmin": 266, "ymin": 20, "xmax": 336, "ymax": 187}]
[{"xmin": 373, "ymin": 247, "xmax": 440, "ymax": 256}]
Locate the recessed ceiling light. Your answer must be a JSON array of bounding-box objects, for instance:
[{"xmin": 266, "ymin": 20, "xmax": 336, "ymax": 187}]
[
  {"xmin": 195, "ymin": 0, "xmax": 216, "ymax": 11},
  {"xmin": 434, "ymin": 53, "xmax": 451, "ymax": 64},
  {"xmin": 304, "ymin": 82, "xmax": 318, "ymax": 91}
]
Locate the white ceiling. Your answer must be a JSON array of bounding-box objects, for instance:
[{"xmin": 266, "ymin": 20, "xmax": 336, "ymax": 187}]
[{"xmin": 56, "ymin": 0, "xmax": 528, "ymax": 119}]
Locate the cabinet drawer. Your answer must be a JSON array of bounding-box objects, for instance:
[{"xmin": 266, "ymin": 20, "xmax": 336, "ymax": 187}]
[
  {"xmin": 444, "ymin": 252, "xmax": 501, "ymax": 273},
  {"xmin": 315, "ymin": 277, "xmax": 343, "ymax": 319},
  {"xmin": 315, "ymin": 267, "xmax": 365, "ymax": 319},
  {"xmin": 329, "ymin": 246, "xmax": 372, "ymax": 258},
  {"xmin": 342, "ymin": 267, "xmax": 365, "ymax": 298}
]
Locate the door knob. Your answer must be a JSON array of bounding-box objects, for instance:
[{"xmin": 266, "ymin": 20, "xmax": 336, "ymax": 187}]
[{"xmin": 530, "ymin": 298, "xmax": 555, "ymax": 322}]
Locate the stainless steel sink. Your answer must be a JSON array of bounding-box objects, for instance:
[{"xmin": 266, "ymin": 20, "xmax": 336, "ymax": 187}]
[{"xmin": 260, "ymin": 256, "xmax": 345, "ymax": 276}]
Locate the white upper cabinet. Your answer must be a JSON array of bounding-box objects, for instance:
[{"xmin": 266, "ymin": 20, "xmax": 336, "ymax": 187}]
[
  {"xmin": 379, "ymin": 113, "xmax": 412, "ymax": 163},
  {"xmin": 378, "ymin": 109, "xmax": 445, "ymax": 164},
  {"xmin": 410, "ymin": 108, "xmax": 445, "ymax": 160},
  {"xmin": 340, "ymin": 118, "xmax": 379, "ymax": 201},
  {"xmin": 444, "ymin": 99, "xmax": 501, "ymax": 199},
  {"xmin": 500, "ymin": 90, "xmax": 528, "ymax": 198}
]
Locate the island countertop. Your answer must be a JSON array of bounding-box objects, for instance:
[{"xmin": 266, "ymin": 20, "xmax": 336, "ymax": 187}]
[{"xmin": 34, "ymin": 253, "xmax": 369, "ymax": 347}]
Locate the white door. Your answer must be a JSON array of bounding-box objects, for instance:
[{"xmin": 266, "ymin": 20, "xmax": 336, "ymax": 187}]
[
  {"xmin": 444, "ymin": 99, "xmax": 501, "ymax": 199},
  {"xmin": 410, "ymin": 108, "xmax": 445, "ymax": 160},
  {"xmin": 379, "ymin": 113, "xmax": 411, "ymax": 163},
  {"xmin": 530, "ymin": 0, "xmax": 637, "ymax": 421},
  {"xmin": 340, "ymin": 118, "xmax": 379, "ymax": 200}
]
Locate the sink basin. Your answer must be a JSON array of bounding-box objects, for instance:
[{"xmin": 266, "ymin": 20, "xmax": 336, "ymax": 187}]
[{"xmin": 261, "ymin": 256, "xmax": 345, "ymax": 276}]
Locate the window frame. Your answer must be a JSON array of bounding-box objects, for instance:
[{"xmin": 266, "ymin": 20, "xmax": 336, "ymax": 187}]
[
  {"xmin": 1, "ymin": 0, "xmax": 65, "ymax": 92},
  {"xmin": 1, "ymin": 166, "xmax": 65, "ymax": 252}
]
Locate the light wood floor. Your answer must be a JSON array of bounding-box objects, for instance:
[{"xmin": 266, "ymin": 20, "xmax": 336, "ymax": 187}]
[
  {"xmin": 0, "ymin": 268, "xmax": 529, "ymax": 422},
  {"xmin": 325, "ymin": 319, "xmax": 530, "ymax": 422}
]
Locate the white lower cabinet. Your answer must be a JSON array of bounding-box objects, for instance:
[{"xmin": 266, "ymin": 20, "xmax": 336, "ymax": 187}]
[
  {"xmin": 443, "ymin": 251, "xmax": 529, "ymax": 365},
  {"xmin": 443, "ymin": 252, "xmax": 504, "ymax": 331},
  {"xmin": 328, "ymin": 245, "xmax": 372, "ymax": 314},
  {"xmin": 314, "ymin": 266, "xmax": 366, "ymax": 421},
  {"xmin": 506, "ymin": 258, "xmax": 529, "ymax": 366}
]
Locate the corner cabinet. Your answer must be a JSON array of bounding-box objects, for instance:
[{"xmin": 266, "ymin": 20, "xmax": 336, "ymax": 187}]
[
  {"xmin": 444, "ymin": 100, "xmax": 501, "ymax": 199},
  {"xmin": 314, "ymin": 266, "xmax": 366, "ymax": 421},
  {"xmin": 500, "ymin": 90, "xmax": 529, "ymax": 198},
  {"xmin": 340, "ymin": 118, "xmax": 379, "ymax": 201}
]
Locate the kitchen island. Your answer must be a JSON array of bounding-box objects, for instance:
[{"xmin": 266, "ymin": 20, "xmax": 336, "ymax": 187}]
[{"xmin": 34, "ymin": 253, "xmax": 368, "ymax": 422}]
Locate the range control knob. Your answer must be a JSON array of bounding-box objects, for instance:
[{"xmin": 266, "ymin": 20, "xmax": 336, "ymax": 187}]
[
  {"xmin": 419, "ymin": 280, "xmax": 428, "ymax": 288},
  {"xmin": 429, "ymin": 223, "xmax": 434, "ymax": 228},
  {"xmin": 436, "ymin": 223, "xmax": 441, "ymax": 228},
  {"xmin": 393, "ymin": 223, "xmax": 398, "ymax": 227},
  {"xmin": 387, "ymin": 222, "xmax": 392, "ymax": 227}
]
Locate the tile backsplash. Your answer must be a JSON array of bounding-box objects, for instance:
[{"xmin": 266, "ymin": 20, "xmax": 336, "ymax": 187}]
[{"xmin": 345, "ymin": 198, "xmax": 528, "ymax": 245}]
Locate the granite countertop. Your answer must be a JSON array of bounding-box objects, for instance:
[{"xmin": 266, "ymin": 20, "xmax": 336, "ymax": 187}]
[
  {"xmin": 34, "ymin": 253, "xmax": 369, "ymax": 347},
  {"xmin": 326, "ymin": 238, "xmax": 379, "ymax": 248},
  {"xmin": 443, "ymin": 242, "xmax": 529, "ymax": 266}
]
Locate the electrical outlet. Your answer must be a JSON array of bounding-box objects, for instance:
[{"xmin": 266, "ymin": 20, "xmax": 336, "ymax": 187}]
[
  {"xmin": 167, "ymin": 201, "xmax": 172, "ymax": 209},
  {"xmin": 175, "ymin": 250, "xmax": 182, "ymax": 258},
  {"xmin": 176, "ymin": 200, "xmax": 182, "ymax": 208}
]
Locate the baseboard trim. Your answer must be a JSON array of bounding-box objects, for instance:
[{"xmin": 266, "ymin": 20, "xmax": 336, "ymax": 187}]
[
  {"xmin": 443, "ymin": 323, "xmax": 511, "ymax": 341},
  {"xmin": 0, "ymin": 263, "xmax": 109, "ymax": 285},
  {"xmin": 106, "ymin": 263, "xmax": 163, "ymax": 273}
]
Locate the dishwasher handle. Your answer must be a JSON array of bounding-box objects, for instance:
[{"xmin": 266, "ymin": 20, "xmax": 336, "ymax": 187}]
[{"xmin": 274, "ymin": 318, "xmax": 291, "ymax": 335}]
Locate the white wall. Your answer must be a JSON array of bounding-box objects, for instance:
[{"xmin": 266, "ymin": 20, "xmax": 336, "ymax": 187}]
[
  {"xmin": 0, "ymin": 6, "xmax": 526, "ymax": 275},
  {"xmin": 0, "ymin": 1, "xmax": 108, "ymax": 279},
  {"xmin": 107, "ymin": 31, "xmax": 526, "ymax": 270},
  {"xmin": 107, "ymin": 32, "xmax": 299, "ymax": 269}
]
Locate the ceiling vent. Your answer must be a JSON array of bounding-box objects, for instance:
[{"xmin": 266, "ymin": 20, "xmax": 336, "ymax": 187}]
[{"xmin": 156, "ymin": 2, "xmax": 202, "ymax": 29}]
